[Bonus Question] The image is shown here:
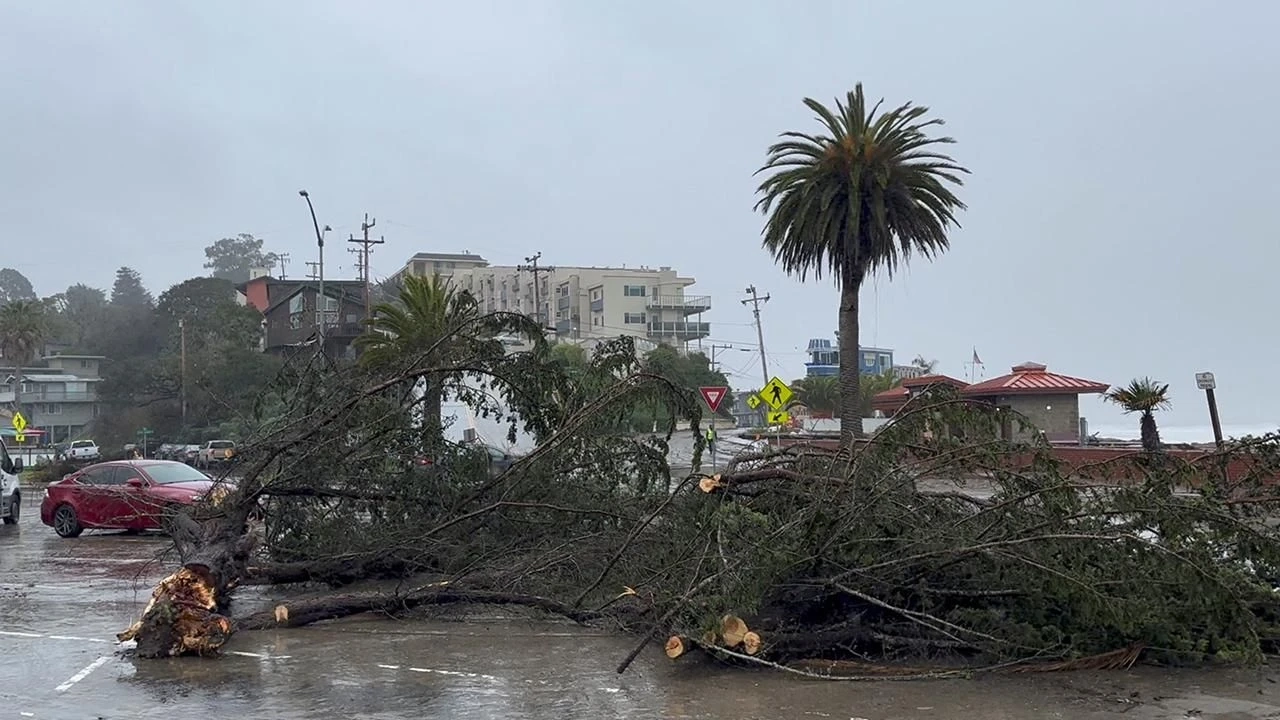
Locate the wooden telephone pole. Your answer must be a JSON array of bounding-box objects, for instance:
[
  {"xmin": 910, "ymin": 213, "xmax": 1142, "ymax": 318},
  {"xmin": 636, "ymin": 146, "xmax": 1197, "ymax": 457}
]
[
  {"xmin": 516, "ymin": 252, "xmax": 556, "ymax": 328},
  {"xmin": 740, "ymin": 285, "xmax": 771, "ymax": 385},
  {"xmin": 347, "ymin": 214, "xmax": 384, "ymax": 320}
]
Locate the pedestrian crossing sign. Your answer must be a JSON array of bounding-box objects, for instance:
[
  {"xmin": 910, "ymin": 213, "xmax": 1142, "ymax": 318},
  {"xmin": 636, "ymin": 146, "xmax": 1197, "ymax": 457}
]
[
  {"xmin": 745, "ymin": 393, "xmax": 762, "ymax": 410},
  {"xmin": 766, "ymin": 410, "xmax": 790, "ymax": 426},
  {"xmin": 759, "ymin": 377, "xmax": 792, "ymax": 411}
]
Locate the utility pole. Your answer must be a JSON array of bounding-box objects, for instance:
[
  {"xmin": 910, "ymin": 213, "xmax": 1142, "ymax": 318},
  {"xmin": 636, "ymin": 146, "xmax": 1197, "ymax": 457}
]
[
  {"xmin": 348, "ymin": 213, "xmax": 383, "ymax": 321},
  {"xmin": 304, "ymin": 262, "xmax": 320, "ymax": 280},
  {"xmin": 741, "ymin": 285, "xmax": 771, "ymax": 385},
  {"xmin": 179, "ymin": 318, "xmax": 187, "ymax": 428},
  {"xmin": 711, "ymin": 343, "xmax": 732, "ymax": 368},
  {"xmin": 276, "ymin": 252, "xmax": 291, "ymax": 280},
  {"xmin": 516, "ymin": 252, "xmax": 556, "ymax": 328}
]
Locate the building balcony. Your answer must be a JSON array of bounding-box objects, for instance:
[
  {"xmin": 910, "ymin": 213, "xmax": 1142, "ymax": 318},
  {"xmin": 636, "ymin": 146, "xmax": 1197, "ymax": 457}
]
[
  {"xmin": 589, "ymin": 298, "xmax": 604, "ymax": 313},
  {"xmin": 556, "ymin": 295, "xmax": 572, "ymax": 310},
  {"xmin": 647, "ymin": 321, "xmax": 710, "ymax": 340},
  {"xmin": 17, "ymin": 391, "xmax": 98, "ymax": 403},
  {"xmin": 323, "ymin": 322, "xmax": 367, "ymax": 338},
  {"xmin": 646, "ymin": 294, "xmax": 711, "ymax": 315}
]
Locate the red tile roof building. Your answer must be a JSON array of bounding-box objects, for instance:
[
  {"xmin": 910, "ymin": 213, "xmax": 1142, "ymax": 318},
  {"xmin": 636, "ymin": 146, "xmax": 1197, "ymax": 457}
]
[{"xmin": 961, "ymin": 362, "xmax": 1110, "ymax": 397}]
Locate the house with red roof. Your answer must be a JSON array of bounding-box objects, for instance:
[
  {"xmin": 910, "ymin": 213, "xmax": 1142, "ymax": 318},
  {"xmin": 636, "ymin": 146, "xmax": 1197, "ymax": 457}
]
[
  {"xmin": 869, "ymin": 362, "xmax": 1111, "ymax": 444},
  {"xmin": 961, "ymin": 362, "xmax": 1110, "ymax": 442},
  {"xmin": 871, "ymin": 374, "xmax": 970, "ymax": 416}
]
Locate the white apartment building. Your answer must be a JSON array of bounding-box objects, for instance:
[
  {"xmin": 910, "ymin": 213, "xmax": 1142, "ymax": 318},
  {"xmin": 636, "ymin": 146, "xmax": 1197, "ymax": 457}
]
[{"xmin": 392, "ymin": 253, "xmax": 712, "ymax": 349}]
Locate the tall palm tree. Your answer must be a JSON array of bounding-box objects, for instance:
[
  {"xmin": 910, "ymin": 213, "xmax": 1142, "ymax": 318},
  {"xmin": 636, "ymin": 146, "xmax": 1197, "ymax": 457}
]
[
  {"xmin": 1105, "ymin": 378, "xmax": 1171, "ymax": 452},
  {"xmin": 790, "ymin": 375, "xmax": 839, "ymax": 418},
  {"xmin": 0, "ymin": 300, "xmax": 48, "ymax": 423},
  {"xmin": 356, "ymin": 274, "xmax": 500, "ymax": 436},
  {"xmin": 755, "ymin": 84, "xmax": 968, "ymax": 444}
]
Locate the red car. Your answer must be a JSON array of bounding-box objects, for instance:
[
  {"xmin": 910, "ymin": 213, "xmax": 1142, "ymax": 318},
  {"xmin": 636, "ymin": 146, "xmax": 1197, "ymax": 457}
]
[{"xmin": 40, "ymin": 460, "xmax": 224, "ymax": 538}]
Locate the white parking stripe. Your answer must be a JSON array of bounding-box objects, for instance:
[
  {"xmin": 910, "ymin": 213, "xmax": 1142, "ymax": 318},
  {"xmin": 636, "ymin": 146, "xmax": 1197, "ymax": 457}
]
[
  {"xmin": 0, "ymin": 630, "xmax": 42, "ymax": 638},
  {"xmin": 54, "ymin": 656, "xmax": 111, "ymax": 692}
]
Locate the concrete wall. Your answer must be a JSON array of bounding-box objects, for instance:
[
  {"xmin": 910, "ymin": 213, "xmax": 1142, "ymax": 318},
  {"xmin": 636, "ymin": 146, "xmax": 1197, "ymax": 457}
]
[{"xmin": 1004, "ymin": 393, "xmax": 1081, "ymax": 441}]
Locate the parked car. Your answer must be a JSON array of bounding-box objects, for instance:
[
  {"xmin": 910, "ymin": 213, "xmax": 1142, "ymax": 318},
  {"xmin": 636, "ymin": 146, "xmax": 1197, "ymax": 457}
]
[
  {"xmin": 410, "ymin": 442, "xmax": 518, "ymax": 478},
  {"xmin": 197, "ymin": 440, "xmax": 236, "ymax": 469},
  {"xmin": 155, "ymin": 444, "xmax": 178, "ymax": 460},
  {"xmin": 181, "ymin": 444, "xmax": 201, "ymax": 465},
  {"xmin": 67, "ymin": 440, "xmax": 101, "ymax": 462},
  {"xmin": 39, "ymin": 460, "xmax": 224, "ymax": 538},
  {"xmin": 0, "ymin": 439, "xmax": 23, "ymax": 525}
]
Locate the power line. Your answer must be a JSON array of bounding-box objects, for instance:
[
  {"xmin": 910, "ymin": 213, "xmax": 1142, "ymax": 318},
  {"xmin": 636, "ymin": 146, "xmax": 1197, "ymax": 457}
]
[{"xmin": 515, "ymin": 252, "xmax": 556, "ymax": 328}]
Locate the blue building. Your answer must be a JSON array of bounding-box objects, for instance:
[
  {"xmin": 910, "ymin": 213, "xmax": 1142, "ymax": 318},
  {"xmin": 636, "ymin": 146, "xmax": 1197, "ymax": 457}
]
[{"xmin": 804, "ymin": 339, "xmax": 893, "ymax": 377}]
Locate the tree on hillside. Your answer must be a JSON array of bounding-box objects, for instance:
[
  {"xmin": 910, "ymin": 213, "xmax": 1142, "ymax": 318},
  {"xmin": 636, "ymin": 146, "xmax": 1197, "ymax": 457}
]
[
  {"xmin": 790, "ymin": 375, "xmax": 838, "ymax": 418},
  {"xmin": 156, "ymin": 277, "xmax": 260, "ymax": 352},
  {"xmin": 0, "ymin": 268, "xmax": 37, "ymax": 305},
  {"xmin": 204, "ymin": 233, "xmax": 279, "ymax": 284},
  {"xmin": 47, "ymin": 284, "xmax": 108, "ymax": 349},
  {"xmin": 755, "ymin": 84, "xmax": 968, "ymax": 444},
  {"xmin": 0, "ymin": 299, "xmax": 48, "ymax": 420},
  {"xmin": 1105, "ymin": 378, "xmax": 1171, "ymax": 452},
  {"xmin": 111, "ymin": 267, "xmax": 154, "ymax": 309}
]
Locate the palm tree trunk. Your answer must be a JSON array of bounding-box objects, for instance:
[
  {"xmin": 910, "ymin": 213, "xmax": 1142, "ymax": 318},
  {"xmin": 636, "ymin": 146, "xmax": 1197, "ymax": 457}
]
[
  {"xmin": 1139, "ymin": 411, "xmax": 1161, "ymax": 452},
  {"xmin": 837, "ymin": 280, "xmax": 863, "ymax": 445}
]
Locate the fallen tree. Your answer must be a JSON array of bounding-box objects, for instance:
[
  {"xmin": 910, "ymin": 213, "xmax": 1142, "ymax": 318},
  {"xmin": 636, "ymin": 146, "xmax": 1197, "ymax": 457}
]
[{"xmin": 120, "ymin": 329, "xmax": 1280, "ymax": 675}]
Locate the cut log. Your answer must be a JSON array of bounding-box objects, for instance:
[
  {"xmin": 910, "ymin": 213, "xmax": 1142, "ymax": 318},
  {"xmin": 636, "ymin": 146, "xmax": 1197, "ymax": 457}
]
[
  {"xmin": 742, "ymin": 630, "xmax": 762, "ymax": 655},
  {"xmin": 698, "ymin": 475, "xmax": 723, "ymax": 493},
  {"xmin": 701, "ymin": 630, "xmax": 718, "ymax": 646},
  {"xmin": 665, "ymin": 635, "xmax": 689, "ymax": 659},
  {"xmin": 720, "ymin": 614, "xmax": 749, "ymax": 648}
]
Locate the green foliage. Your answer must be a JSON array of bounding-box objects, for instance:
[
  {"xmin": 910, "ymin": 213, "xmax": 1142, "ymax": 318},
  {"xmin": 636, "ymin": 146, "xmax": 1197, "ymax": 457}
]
[
  {"xmin": 0, "ymin": 268, "xmax": 37, "ymax": 305},
  {"xmin": 1106, "ymin": 377, "xmax": 1171, "ymax": 452},
  {"xmin": 755, "ymin": 84, "xmax": 967, "ymax": 440},
  {"xmin": 790, "ymin": 375, "xmax": 838, "ymax": 416},
  {"xmin": 0, "ymin": 299, "xmax": 48, "ymax": 367},
  {"xmin": 204, "ymin": 233, "xmax": 279, "ymax": 284}
]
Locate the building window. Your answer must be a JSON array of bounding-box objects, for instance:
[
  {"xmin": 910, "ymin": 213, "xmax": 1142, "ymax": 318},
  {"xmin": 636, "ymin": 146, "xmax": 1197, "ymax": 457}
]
[
  {"xmin": 43, "ymin": 403, "xmax": 62, "ymax": 415},
  {"xmin": 623, "ymin": 285, "xmax": 646, "ymax": 297},
  {"xmin": 80, "ymin": 360, "xmax": 89, "ymax": 368},
  {"xmin": 624, "ymin": 312, "xmax": 646, "ymax": 324},
  {"xmin": 880, "ymin": 354, "xmax": 891, "ymax": 368},
  {"xmin": 863, "ymin": 352, "xmax": 876, "ymax": 366}
]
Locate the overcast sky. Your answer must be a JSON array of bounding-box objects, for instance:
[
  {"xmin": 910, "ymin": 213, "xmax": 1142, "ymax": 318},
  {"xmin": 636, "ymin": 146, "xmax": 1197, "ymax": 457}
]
[{"xmin": 2, "ymin": 1, "xmax": 1276, "ymax": 437}]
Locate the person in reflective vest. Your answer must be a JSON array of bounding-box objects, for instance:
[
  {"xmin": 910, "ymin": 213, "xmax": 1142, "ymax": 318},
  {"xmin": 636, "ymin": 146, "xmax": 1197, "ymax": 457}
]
[{"xmin": 705, "ymin": 426, "xmax": 717, "ymax": 454}]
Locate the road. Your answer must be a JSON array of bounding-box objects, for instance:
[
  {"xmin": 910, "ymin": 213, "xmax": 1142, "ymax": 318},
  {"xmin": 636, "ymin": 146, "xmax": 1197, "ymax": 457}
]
[{"xmin": 5, "ymin": 493, "xmax": 1280, "ymax": 719}]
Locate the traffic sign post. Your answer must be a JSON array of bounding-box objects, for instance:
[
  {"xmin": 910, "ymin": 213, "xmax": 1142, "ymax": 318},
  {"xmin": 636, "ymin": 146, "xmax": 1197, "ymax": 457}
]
[
  {"xmin": 10, "ymin": 412, "xmax": 25, "ymax": 444},
  {"xmin": 137, "ymin": 427, "xmax": 154, "ymax": 458},
  {"xmin": 756, "ymin": 376, "xmax": 793, "ymax": 449},
  {"xmin": 1195, "ymin": 372, "xmax": 1224, "ymax": 449},
  {"xmin": 698, "ymin": 387, "xmax": 729, "ymax": 471}
]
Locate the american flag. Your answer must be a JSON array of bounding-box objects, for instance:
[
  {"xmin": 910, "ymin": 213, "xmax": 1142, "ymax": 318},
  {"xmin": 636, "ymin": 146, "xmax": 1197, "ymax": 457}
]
[{"xmin": 971, "ymin": 348, "xmax": 983, "ymax": 365}]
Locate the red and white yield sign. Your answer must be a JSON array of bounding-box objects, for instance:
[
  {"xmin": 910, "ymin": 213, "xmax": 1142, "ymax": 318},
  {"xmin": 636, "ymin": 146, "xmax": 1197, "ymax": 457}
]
[{"xmin": 699, "ymin": 386, "xmax": 729, "ymax": 413}]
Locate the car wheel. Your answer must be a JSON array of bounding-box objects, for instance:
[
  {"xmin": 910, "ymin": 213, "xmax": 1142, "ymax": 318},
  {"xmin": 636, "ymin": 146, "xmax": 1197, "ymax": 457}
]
[
  {"xmin": 3, "ymin": 492, "xmax": 18, "ymax": 525},
  {"xmin": 53, "ymin": 504, "xmax": 83, "ymax": 538}
]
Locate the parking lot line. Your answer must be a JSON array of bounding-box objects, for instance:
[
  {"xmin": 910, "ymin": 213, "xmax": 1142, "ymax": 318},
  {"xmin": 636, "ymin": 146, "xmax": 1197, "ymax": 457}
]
[{"xmin": 54, "ymin": 655, "xmax": 111, "ymax": 692}]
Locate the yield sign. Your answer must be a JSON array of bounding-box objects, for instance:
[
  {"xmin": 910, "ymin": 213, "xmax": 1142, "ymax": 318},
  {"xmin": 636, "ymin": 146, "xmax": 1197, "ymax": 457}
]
[{"xmin": 699, "ymin": 386, "xmax": 729, "ymax": 413}]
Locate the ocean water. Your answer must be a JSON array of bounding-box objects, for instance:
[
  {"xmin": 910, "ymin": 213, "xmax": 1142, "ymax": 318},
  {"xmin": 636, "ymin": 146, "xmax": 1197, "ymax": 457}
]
[{"xmin": 1089, "ymin": 424, "xmax": 1280, "ymax": 444}]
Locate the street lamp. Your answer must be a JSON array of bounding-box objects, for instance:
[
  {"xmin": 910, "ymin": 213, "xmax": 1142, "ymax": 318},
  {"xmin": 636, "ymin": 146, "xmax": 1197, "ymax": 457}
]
[{"xmin": 298, "ymin": 190, "xmax": 331, "ymax": 346}]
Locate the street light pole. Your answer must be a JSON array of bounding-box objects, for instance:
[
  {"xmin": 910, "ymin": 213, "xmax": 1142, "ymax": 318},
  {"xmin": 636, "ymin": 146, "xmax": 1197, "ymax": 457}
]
[
  {"xmin": 179, "ymin": 318, "xmax": 187, "ymax": 428},
  {"xmin": 298, "ymin": 190, "xmax": 331, "ymax": 350}
]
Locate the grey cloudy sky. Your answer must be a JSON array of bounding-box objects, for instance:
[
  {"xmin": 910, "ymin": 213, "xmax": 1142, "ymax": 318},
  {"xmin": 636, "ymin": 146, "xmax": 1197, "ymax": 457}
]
[{"xmin": 3, "ymin": 1, "xmax": 1277, "ymax": 436}]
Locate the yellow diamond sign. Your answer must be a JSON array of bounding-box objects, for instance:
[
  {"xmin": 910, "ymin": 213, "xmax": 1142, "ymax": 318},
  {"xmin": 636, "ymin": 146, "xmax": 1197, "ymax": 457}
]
[
  {"xmin": 745, "ymin": 393, "xmax": 762, "ymax": 410},
  {"xmin": 11, "ymin": 411, "xmax": 26, "ymax": 433},
  {"xmin": 759, "ymin": 377, "xmax": 793, "ymax": 411}
]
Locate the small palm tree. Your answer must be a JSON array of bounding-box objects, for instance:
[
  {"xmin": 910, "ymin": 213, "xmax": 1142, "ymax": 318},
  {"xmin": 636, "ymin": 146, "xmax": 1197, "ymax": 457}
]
[
  {"xmin": 790, "ymin": 375, "xmax": 838, "ymax": 418},
  {"xmin": 1105, "ymin": 378, "xmax": 1171, "ymax": 452},
  {"xmin": 756, "ymin": 84, "xmax": 968, "ymax": 444},
  {"xmin": 0, "ymin": 300, "xmax": 48, "ymax": 422},
  {"xmin": 357, "ymin": 274, "xmax": 509, "ymax": 435},
  {"xmin": 858, "ymin": 371, "xmax": 902, "ymax": 417}
]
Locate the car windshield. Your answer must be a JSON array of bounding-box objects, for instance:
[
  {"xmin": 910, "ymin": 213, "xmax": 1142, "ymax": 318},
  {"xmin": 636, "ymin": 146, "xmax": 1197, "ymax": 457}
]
[
  {"xmin": 209, "ymin": 441, "xmax": 234, "ymax": 449},
  {"xmin": 71, "ymin": 441, "xmax": 95, "ymax": 448},
  {"xmin": 144, "ymin": 463, "xmax": 212, "ymax": 485}
]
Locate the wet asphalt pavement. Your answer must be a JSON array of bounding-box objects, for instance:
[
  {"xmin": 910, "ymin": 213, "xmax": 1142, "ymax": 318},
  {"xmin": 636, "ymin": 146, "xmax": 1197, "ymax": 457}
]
[{"xmin": 9, "ymin": 493, "xmax": 1280, "ymax": 719}]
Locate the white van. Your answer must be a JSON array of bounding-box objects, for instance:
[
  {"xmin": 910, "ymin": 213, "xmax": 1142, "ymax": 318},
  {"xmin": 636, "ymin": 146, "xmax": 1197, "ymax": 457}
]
[{"xmin": 0, "ymin": 439, "xmax": 22, "ymax": 524}]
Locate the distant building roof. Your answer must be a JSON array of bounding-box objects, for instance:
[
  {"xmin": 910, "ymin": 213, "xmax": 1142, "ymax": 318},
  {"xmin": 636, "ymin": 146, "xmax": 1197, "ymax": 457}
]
[
  {"xmin": 961, "ymin": 362, "xmax": 1109, "ymax": 397},
  {"xmin": 5, "ymin": 374, "xmax": 101, "ymax": 384},
  {"xmin": 871, "ymin": 374, "xmax": 969, "ymax": 413},
  {"xmin": 42, "ymin": 355, "xmax": 106, "ymax": 360},
  {"xmin": 407, "ymin": 252, "xmax": 490, "ymax": 264}
]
